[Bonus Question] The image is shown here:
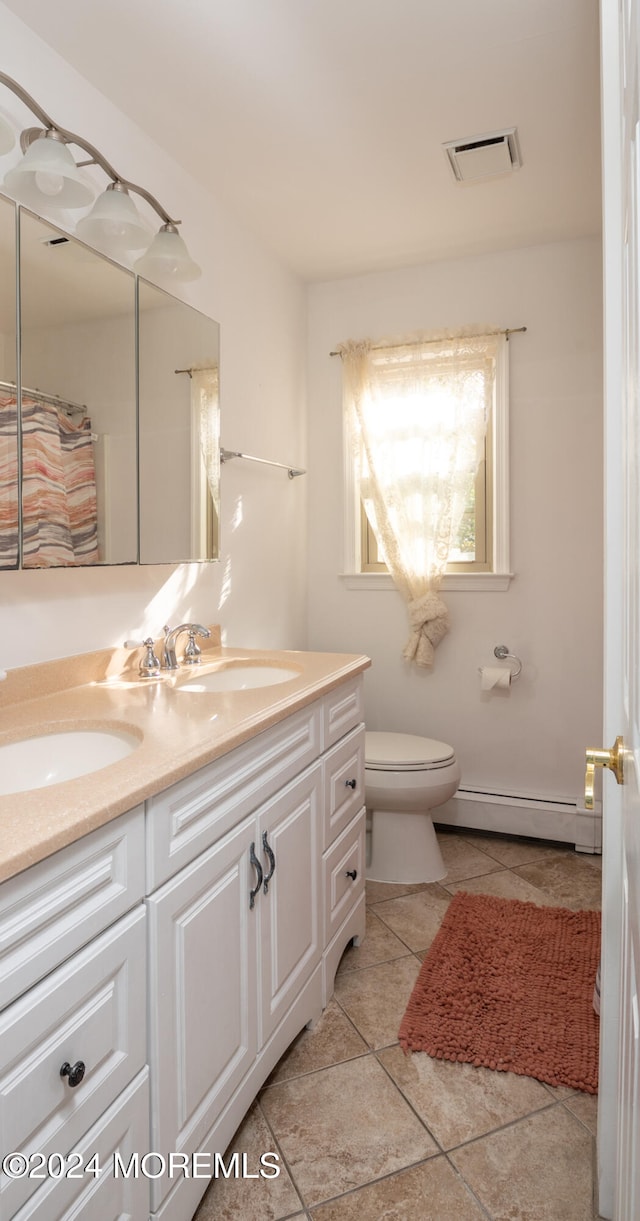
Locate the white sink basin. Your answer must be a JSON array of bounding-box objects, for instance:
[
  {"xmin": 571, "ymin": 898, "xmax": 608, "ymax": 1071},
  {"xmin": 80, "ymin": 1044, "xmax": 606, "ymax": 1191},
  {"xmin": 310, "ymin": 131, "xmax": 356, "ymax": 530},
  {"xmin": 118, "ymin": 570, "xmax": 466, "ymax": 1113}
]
[
  {"xmin": 177, "ymin": 663, "xmax": 301, "ymax": 693},
  {"xmin": 0, "ymin": 728, "xmax": 140, "ymax": 796}
]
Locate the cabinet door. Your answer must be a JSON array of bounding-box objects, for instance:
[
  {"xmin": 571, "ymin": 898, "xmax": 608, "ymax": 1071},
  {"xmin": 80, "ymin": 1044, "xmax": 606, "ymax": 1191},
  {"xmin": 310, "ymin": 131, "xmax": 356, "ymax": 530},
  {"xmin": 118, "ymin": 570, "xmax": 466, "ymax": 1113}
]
[
  {"xmin": 258, "ymin": 763, "xmax": 322, "ymax": 1046},
  {"xmin": 147, "ymin": 817, "xmax": 258, "ymax": 1208}
]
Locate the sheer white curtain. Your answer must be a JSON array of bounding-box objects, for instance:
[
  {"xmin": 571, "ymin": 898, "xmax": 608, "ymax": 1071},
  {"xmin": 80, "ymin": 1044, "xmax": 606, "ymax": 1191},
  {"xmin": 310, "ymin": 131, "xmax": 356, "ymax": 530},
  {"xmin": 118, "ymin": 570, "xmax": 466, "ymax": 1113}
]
[
  {"xmin": 340, "ymin": 329, "xmax": 502, "ymax": 667},
  {"xmin": 192, "ymin": 366, "xmax": 220, "ymax": 508}
]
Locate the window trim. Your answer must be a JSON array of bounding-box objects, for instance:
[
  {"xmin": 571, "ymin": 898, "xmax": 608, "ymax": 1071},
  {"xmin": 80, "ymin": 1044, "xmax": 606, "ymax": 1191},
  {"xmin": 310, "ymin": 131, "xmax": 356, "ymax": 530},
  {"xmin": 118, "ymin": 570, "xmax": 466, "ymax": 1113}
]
[{"xmin": 342, "ymin": 332, "xmax": 512, "ymax": 589}]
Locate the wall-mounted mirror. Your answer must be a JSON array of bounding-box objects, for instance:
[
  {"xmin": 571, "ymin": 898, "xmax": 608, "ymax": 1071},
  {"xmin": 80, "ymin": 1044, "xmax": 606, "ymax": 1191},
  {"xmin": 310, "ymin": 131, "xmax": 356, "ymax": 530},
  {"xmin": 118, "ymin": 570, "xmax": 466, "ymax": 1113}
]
[
  {"xmin": 138, "ymin": 280, "xmax": 220, "ymax": 564},
  {"xmin": 0, "ymin": 196, "xmax": 221, "ymax": 569}
]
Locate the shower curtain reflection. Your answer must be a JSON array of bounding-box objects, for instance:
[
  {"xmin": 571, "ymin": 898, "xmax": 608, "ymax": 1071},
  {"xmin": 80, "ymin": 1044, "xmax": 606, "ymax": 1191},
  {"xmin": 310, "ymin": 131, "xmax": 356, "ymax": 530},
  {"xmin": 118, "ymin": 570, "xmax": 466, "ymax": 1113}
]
[
  {"xmin": 0, "ymin": 392, "xmax": 18, "ymax": 569},
  {"xmin": 20, "ymin": 395, "xmax": 99, "ymax": 567}
]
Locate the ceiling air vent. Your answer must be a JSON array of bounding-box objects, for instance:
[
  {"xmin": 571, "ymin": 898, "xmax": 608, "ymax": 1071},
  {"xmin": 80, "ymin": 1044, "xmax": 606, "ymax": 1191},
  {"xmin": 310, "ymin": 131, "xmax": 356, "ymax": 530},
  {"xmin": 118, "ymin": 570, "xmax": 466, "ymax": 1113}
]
[{"xmin": 443, "ymin": 127, "xmax": 522, "ymax": 183}]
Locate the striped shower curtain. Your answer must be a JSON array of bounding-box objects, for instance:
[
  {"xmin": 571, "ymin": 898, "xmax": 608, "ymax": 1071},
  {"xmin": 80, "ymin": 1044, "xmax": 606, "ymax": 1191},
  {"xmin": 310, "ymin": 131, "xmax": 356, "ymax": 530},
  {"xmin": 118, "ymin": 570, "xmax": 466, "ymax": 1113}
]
[
  {"xmin": 0, "ymin": 394, "xmax": 99, "ymax": 567},
  {"xmin": 0, "ymin": 391, "xmax": 18, "ymax": 568}
]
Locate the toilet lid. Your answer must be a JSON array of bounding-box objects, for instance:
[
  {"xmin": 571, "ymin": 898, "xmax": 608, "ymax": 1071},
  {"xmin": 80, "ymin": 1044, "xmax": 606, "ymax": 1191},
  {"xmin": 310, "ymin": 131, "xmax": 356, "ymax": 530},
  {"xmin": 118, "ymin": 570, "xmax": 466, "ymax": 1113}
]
[{"xmin": 365, "ymin": 731, "xmax": 455, "ymax": 771}]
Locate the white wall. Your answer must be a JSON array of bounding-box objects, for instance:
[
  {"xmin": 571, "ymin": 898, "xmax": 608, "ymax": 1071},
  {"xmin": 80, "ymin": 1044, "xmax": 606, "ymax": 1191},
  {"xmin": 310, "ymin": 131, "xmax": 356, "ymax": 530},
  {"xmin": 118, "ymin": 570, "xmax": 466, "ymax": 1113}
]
[
  {"xmin": 0, "ymin": 3, "xmax": 308, "ymax": 666},
  {"xmin": 306, "ymin": 238, "xmax": 603, "ymax": 804}
]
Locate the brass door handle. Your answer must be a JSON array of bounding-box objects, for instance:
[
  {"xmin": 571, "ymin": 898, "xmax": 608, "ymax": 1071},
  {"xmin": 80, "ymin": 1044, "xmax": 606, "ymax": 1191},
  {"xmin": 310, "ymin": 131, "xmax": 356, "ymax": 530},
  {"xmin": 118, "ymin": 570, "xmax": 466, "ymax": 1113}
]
[{"xmin": 584, "ymin": 736, "xmax": 625, "ymax": 809}]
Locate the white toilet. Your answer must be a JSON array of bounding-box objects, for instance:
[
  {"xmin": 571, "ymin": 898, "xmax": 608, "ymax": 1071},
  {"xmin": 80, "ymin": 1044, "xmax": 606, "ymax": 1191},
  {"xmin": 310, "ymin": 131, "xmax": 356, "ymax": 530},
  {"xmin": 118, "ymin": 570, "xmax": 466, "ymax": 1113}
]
[{"xmin": 365, "ymin": 731, "xmax": 460, "ymax": 884}]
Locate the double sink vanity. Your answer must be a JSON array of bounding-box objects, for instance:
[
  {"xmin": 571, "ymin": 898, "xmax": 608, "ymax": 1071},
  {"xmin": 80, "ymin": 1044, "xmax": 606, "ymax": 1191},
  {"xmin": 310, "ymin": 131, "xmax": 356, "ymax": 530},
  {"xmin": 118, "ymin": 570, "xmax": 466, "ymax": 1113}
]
[{"xmin": 0, "ymin": 628, "xmax": 370, "ymax": 1221}]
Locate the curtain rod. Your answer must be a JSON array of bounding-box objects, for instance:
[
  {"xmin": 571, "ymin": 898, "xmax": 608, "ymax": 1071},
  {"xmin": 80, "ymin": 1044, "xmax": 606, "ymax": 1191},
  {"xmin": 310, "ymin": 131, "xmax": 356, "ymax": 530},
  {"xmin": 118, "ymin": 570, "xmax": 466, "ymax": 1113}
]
[
  {"xmin": 174, "ymin": 366, "xmax": 218, "ymax": 378},
  {"xmin": 220, "ymin": 448, "xmax": 306, "ymax": 479},
  {"xmin": 0, "ymin": 379, "xmax": 87, "ymax": 416},
  {"xmin": 329, "ymin": 325, "xmax": 526, "ymax": 357}
]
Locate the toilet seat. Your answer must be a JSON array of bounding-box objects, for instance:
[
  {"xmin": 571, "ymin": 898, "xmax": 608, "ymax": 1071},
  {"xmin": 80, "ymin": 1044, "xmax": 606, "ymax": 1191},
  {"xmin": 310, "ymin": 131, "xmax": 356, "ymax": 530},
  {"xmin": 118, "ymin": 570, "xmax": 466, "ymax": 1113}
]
[{"xmin": 365, "ymin": 731, "xmax": 455, "ymax": 772}]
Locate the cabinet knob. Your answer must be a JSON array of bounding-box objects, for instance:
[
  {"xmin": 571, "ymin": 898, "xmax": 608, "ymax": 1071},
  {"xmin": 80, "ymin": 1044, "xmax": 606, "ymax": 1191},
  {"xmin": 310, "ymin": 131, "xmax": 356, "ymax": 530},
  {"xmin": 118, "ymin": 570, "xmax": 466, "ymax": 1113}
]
[
  {"xmin": 345, "ymin": 869, "xmax": 358, "ymax": 882},
  {"xmin": 60, "ymin": 1060, "xmax": 86, "ymax": 1088},
  {"xmin": 345, "ymin": 778, "xmax": 357, "ymax": 790}
]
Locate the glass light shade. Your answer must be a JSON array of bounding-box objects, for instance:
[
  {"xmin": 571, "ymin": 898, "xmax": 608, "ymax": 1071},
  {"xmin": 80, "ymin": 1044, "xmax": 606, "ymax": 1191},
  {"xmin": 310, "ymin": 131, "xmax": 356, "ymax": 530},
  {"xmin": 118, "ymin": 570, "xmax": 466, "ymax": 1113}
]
[
  {"xmin": 76, "ymin": 184, "xmax": 150, "ymax": 253},
  {"xmin": 3, "ymin": 133, "xmax": 94, "ymax": 209},
  {"xmin": 134, "ymin": 224, "xmax": 201, "ymax": 283},
  {"xmin": 0, "ymin": 115, "xmax": 15, "ymax": 155}
]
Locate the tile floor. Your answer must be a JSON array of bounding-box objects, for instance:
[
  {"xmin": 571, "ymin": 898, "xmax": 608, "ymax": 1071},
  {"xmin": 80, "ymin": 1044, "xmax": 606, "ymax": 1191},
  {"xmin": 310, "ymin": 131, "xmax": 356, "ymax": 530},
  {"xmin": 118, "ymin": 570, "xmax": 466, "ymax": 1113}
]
[{"xmin": 194, "ymin": 827, "xmax": 604, "ymax": 1221}]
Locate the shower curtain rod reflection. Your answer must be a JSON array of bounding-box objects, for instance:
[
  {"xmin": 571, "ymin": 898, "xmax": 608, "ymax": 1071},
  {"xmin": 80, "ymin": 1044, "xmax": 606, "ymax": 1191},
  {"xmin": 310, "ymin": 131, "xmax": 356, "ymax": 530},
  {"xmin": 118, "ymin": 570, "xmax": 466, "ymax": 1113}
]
[
  {"xmin": 0, "ymin": 379, "xmax": 87, "ymax": 416},
  {"xmin": 220, "ymin": 448, "xmax": 306, "ymax": 479},
  {"xmin": 329, "ymin": 325, "xmax": 527, "ymax": 357},
  {"xmin": 174, "ymin": 366, "xmax": 218, "ymax": 377}
]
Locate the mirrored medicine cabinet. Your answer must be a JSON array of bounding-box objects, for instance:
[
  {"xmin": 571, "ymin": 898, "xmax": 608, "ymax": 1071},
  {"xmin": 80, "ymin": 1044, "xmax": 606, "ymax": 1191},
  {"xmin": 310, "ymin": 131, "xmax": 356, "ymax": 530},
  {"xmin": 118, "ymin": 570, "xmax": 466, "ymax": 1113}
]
[{"xmin": 0, "ymin": 193, "xmax": 220, "ymax": 570}]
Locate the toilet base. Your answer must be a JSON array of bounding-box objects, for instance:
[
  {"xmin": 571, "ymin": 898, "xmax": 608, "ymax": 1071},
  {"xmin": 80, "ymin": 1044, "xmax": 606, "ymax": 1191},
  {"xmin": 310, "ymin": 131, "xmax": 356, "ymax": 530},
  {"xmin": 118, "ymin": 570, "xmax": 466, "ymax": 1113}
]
[{"xmin": 367, "ymin": 807, "xmax": 447, "ymax": 884}]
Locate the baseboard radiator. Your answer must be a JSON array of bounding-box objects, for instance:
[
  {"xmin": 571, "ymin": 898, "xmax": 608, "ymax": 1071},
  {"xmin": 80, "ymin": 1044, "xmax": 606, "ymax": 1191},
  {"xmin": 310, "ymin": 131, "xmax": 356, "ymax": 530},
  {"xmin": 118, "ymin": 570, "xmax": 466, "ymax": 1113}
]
[{"xmin": 433, "ymin": 788, "xmax": 602, "ymax": 855}]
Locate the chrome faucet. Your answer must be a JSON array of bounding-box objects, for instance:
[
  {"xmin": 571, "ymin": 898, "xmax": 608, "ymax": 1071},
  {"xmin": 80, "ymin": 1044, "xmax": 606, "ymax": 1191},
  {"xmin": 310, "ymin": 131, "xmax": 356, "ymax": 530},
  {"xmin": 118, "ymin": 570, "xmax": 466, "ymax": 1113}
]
[{"xmin": 162, "ymin": 623, "xmax": 211, "ymax": 670}]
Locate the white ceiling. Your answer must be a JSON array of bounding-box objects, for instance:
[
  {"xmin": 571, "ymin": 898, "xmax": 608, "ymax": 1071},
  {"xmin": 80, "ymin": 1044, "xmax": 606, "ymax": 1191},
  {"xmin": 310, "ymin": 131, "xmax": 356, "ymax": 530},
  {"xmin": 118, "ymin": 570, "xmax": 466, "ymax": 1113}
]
[{"xmin": 2, "ymin": 0, "xmax": 602, "ymax": 281}]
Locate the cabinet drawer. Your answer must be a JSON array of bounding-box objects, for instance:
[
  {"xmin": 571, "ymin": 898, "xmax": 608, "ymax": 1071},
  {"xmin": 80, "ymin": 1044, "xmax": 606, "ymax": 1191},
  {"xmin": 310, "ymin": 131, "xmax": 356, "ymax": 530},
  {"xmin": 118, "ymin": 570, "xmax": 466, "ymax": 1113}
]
[
  {"xmin": 323, "ymin": 808, "xmax": 366, "ymax": 945},
  {"xmin": 11, "ymin": 1071, "xmax": 150, "ymax": 1221},
  {"xmin": 0, "ymin": 807, "xmax": 145, "ymax": 1011},
  {"xmin": 0, "ymin": 908, "xmax": 146, "ymax": 1219},
  {"xmin": 322, "ymin": 676, "xmax": 364, "ymax": 750},
  {"xmin": 323, "ymin": 724, "xmax": 365, "ymax": 849},
  {"xmin": 146, "ymin": 701, "xmax": 322, "ymax": 889}
]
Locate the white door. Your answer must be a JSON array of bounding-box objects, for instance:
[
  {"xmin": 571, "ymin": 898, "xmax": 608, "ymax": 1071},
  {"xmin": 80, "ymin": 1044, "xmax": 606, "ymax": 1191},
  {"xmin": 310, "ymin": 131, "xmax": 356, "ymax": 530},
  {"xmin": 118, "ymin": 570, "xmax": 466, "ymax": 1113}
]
[{"xmin": 599, "ymin": 1, "xmax": 640, "ymax": 1217}]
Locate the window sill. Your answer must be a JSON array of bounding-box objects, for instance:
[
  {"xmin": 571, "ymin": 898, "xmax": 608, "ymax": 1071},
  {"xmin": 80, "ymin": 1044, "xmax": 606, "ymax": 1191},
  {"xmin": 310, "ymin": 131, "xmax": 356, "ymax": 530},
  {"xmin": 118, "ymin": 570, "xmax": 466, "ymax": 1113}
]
[{"xmin": 339, "ymin": 572, "xmax": 514, "ymax": 592}]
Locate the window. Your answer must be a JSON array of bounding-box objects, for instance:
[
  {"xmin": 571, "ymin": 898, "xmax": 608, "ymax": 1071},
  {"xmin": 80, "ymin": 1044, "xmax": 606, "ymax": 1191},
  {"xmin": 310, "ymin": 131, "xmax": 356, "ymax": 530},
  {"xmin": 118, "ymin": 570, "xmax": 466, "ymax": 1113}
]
[{"xmin": 342, "ymin": 330, "xmax": 510, "ymax": 590}]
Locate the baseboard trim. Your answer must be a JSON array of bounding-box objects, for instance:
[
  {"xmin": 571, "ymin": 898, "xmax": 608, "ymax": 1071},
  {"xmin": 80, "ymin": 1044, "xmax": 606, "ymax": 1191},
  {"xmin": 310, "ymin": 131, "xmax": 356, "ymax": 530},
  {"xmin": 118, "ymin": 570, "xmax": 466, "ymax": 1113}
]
[{"xmin": 434, "ymin": 788, "xmax": 602, "ymax": 854}]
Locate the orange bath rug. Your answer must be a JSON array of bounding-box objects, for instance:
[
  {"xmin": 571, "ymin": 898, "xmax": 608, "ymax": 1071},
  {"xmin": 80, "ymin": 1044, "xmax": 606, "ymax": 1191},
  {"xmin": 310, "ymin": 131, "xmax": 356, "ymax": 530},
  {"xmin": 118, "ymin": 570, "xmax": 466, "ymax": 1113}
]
[{"xmin": 398, "ymin": 890, "xmax": 601, "ymax": 1094}]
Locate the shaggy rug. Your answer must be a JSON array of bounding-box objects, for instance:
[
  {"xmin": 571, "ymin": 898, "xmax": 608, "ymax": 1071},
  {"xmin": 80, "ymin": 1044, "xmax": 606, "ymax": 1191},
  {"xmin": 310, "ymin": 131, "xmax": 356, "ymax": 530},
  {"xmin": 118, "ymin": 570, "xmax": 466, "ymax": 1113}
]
[{"xmin": 398, "ymin": 890, "xmax": 601, "ymax": 1094}]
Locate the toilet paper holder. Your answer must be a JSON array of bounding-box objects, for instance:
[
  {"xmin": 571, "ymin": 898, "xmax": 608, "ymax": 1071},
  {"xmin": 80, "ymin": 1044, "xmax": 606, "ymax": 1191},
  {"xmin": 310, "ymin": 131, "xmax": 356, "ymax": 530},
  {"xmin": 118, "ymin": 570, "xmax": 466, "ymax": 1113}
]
[{"xmin": 492, "ymin": 644, "xmax": 522, "ymax": 680}]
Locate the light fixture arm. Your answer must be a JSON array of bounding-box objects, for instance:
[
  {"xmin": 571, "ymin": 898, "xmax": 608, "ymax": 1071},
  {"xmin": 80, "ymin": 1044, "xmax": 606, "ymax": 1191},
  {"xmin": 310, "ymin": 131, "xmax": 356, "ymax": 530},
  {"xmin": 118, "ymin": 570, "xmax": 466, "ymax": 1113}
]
[
  {"xmin": 0, "ymin": 71, "xmax": 57, "ymax": 132},
  {"xmin": 0, "ymin": 71, "xmax": 181, "ymax": 227}
]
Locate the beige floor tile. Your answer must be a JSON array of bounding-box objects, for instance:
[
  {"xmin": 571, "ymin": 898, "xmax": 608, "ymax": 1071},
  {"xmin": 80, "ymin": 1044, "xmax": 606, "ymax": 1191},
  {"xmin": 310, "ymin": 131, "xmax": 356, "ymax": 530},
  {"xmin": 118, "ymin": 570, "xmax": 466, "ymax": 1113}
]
[
  {"xmin": 259, "ymin": 1055, "xmax": 438, "ymax": 1207},
  {"xmin": 564, "ymin": 1092, "xmax": 599, "ymax": 1136},
  {"xmin": 462, "ymin": 833, "xmax": 574, "ymax": 869},
  {"xmin": 444, "ymin": 868, "xmax": 559, "ymax": 905},
  {"xmin": 192, "ymin": 1101, "xmax": 303, "ymax": 1221},
  {"xmin": 437, "ymin": 832, "xmax": 503, "ymax": 882},
  {"xmin": 334, "ymin": 955, "xmax": 421, "ymax": 1049},
  {"xmin": 514, "ymin": 854, "xmax": 602, "ymax": 910},
  {"xmin": 336, "ymin": 908, "xmax": 412, "ymax": 974},
  {"xmin": 309, "ymin": 1156, "xmax": 488, "ymax": 1220},
  {"xmin": 265, "ymin": 999, "xmax": 368, "ymax": 1085},
  {"xmin": 365, "ymin": 878, "xmax": 440, "ymax": 906},
  {"xmin": 378, "ymin": 1044, "xmax": 551, "ymax": 1149},
  {"xmin": 450, "ymin": 1105, "xmax": 595, "ymax": 1220},
  {"xmin": 371, "ymin": 887, "xmax": 451, "ymax": 953}
]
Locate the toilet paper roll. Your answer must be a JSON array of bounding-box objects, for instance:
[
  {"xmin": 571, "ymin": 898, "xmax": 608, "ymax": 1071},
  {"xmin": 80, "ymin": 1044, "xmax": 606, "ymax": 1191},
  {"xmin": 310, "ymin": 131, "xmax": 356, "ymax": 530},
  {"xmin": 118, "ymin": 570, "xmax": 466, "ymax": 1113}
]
[{"xmin": 479, "ymin": 666, "xmax": 511, "ymax": 691}]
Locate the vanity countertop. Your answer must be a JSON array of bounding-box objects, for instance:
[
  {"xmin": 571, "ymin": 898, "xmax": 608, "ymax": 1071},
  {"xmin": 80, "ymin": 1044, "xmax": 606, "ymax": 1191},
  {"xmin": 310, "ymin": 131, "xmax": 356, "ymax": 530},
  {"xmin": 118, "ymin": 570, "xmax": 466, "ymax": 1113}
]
[{"xmin": 0, "ymin": 634, "xmax": 370, "ymax": 884}]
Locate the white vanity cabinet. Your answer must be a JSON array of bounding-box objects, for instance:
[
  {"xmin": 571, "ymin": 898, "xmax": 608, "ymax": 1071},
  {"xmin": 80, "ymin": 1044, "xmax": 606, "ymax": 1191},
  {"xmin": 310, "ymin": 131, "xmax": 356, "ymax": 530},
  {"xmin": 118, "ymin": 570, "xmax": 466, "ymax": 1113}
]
[
  {"xmin": 0, "ymin": 668, "xmax": 366, "ymax": 1221},
  {"xmin": 145, "ymin": 675, "xmax": 365, "ymax": 1221}
]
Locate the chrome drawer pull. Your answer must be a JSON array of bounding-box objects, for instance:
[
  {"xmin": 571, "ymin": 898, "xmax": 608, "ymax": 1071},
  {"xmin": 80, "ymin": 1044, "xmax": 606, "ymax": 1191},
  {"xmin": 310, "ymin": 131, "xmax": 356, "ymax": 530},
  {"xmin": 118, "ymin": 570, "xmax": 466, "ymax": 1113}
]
[
  {"xmin": 60, "ymin": 1060, "xmax": 86, "ymax": 1088},
  {"xmin": 262, "ymin": 831, "xmax": 276, "ymax": 894},
  {"xmin": 249, "ymin": 842, "xmax": 263, "ymax": 909}
]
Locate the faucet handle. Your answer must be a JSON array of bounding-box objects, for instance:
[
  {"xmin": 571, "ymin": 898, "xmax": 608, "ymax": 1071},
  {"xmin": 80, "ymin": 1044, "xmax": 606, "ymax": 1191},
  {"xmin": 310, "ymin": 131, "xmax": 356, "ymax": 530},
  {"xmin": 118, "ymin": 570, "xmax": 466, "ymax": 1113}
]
[
  {"xmin": 140, "ymin": 638, "xmax": 161, "ymax": 678},
  {"xmin": 183, "ymin": 628, "xmax": 202, "ymax": 665},
  {"xmin": 124, "ymin": 637, "xmax": 161, "ymax": 679}
]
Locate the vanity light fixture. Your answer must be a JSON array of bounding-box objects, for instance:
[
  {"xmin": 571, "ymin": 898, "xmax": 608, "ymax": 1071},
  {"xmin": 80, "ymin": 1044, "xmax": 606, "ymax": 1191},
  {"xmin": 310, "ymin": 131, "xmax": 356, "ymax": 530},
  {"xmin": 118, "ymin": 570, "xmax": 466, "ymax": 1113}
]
[
  {"xmin": 76, "ymin": 182, "xmax": 151, "ymax": 254},
  {"xmin": 0, "ymin": 71, "xmax": 201, "ymax": 281}
]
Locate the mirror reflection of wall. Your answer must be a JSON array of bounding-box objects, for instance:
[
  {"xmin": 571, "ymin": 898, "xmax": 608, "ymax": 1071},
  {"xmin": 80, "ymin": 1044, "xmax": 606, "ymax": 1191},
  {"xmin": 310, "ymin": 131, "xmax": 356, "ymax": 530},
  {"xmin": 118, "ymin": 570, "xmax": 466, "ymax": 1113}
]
[
  {"xmin": 138, "ymin": 279, "xmax": 220, "ymax": 565},
  {"xmin": 19, "ymin": 211, "xmax": 137, "ymax": 567},
  {"xmin": 0, "ymin": 195, "xmax": 17, "ymax": 569}
]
